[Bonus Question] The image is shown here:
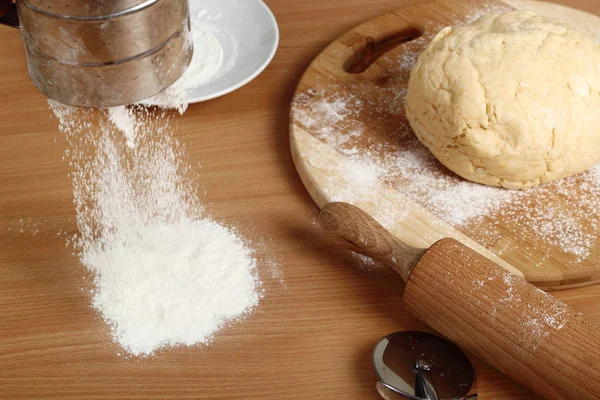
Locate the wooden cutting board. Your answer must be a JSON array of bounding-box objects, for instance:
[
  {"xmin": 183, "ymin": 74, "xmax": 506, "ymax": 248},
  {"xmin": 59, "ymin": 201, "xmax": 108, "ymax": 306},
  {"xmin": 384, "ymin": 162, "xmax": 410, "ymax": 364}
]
[{"xmin": 290, "ymin": 0, "xmax": 600, "ymax": 290}]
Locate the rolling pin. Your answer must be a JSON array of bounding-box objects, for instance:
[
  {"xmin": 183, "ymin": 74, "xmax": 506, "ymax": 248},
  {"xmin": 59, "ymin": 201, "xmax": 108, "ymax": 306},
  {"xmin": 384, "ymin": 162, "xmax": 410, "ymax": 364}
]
[{"xmin": 319, "ymin": 202, "xmax": 600, "ymax": 399}]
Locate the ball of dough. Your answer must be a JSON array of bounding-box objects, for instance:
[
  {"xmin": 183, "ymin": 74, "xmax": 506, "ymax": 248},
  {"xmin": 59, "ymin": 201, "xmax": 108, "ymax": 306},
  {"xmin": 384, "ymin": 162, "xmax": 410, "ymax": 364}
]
[{"xmin": 406, "ymin": 11, "xmax": 600, "ymax": 189}]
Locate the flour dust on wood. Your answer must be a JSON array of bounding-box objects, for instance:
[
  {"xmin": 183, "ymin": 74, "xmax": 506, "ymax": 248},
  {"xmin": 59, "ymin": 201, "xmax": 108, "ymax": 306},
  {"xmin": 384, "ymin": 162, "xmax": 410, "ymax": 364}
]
[
  {"xmin": 292, "ymin": 2, "xmax": 600, "ymax": 265},
  {"xmin": 49, "ymin": 89, "xmax": 270, "ymax": 356}
]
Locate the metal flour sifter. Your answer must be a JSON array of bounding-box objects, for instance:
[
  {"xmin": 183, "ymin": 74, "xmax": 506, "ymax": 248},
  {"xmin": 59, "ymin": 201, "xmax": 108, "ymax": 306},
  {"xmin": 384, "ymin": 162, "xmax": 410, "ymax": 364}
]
[{"xmin": 0, "ymin": 0, "xmax": 193, "ymax": 107}]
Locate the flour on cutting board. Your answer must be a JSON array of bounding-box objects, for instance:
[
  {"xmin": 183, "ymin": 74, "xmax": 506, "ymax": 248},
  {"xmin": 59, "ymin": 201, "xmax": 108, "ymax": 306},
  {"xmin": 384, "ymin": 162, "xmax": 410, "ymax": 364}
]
[
  {"xmin": 49, "ymin": 83, "xmax": 278, "ymax": 356},
  {"xmin": 292, "ymin": 2, "xmax": 600, "ymax": 262}
]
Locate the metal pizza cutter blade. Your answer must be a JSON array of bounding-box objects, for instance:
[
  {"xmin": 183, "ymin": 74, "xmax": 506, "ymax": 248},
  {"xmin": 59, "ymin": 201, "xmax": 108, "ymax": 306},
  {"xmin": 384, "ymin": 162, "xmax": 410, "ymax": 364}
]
[{"xmin": 373, "ymin": 331, "xmax": 477, "ymax": 400}]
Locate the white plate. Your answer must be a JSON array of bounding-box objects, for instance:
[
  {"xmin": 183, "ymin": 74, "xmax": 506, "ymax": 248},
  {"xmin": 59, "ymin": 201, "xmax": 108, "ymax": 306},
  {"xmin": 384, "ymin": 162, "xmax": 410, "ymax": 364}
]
[{"xmin": 182, "ymin": 0, "xmax": 279, "ymax": 103}]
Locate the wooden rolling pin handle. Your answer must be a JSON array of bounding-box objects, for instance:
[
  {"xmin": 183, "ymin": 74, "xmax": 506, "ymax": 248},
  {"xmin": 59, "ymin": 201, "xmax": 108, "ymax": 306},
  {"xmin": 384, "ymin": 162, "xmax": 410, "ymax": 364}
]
[
  {"xmin": 319, "ymin": 202, "xmax": 600, "ymax": 399},
  {"xmin": 319, "ymin": 202, "xmax": 425, "ymax": 281}
]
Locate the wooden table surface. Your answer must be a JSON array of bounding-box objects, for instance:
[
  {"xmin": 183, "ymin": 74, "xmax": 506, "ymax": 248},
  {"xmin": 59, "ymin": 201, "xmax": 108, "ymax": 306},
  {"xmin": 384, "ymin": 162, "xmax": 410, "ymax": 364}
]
[{"xmin": 1, "ymin": 1, "xmax": 599, "ymax": 399}]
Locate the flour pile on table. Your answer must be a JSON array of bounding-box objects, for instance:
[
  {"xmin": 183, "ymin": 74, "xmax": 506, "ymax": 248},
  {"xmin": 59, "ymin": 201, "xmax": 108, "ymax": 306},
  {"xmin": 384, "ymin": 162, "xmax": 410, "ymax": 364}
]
[{"xmin": 49, "ymin": 88, "xmax": 262, "ymax": 356}]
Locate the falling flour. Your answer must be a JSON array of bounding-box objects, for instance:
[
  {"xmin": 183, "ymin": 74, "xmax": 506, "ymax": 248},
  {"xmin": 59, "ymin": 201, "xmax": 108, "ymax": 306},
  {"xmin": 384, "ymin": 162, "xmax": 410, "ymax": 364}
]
[
  {"xmin": 292, "ymin": 2, "xmax": 600, "ymax": 262},
  {"xmin": 107, "ymin": 106, "xmax": 136, "ymax": 148},
  {"xmin": 50, "ymin": 84, "xmax": 263, "ymax": 356},
  {"xmin": 138, "ymin": 80, "xmax": 189, "ymax": 114}
]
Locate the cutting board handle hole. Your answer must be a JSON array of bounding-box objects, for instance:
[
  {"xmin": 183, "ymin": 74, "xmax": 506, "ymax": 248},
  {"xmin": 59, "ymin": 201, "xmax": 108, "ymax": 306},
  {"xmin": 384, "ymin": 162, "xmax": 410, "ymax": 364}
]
[{"xmin": 343, "ymin": 28, "xmax": 423, "ymax": 74}]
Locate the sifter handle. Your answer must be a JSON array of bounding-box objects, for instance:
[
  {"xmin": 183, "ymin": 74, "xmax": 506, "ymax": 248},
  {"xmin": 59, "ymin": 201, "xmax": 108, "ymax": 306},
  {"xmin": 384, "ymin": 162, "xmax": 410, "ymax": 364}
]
[{"xmin": 0, "ymin": 0, "xmax": 18, "ymax": 28}]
